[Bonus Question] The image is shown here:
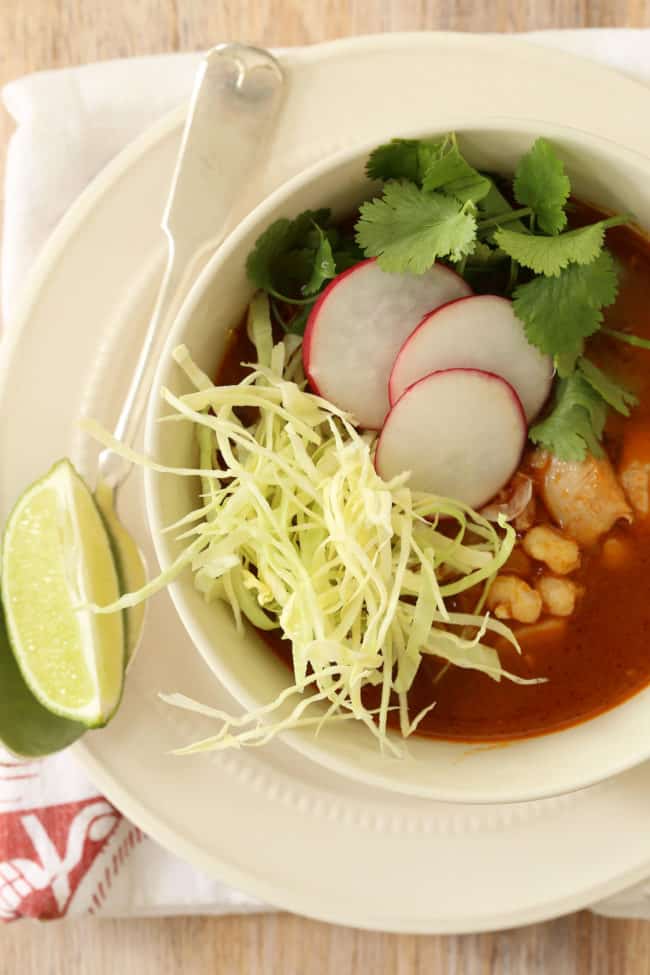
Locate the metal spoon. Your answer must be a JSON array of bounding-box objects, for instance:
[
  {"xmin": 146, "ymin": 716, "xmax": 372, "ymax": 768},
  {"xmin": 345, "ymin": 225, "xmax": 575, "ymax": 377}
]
[{"xmin": 94, "ymin": 44, "xmax": 285, "ymax": 660}]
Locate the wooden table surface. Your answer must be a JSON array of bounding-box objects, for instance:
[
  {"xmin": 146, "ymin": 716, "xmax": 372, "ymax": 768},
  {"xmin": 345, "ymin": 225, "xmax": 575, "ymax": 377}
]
[{"xmin": 3, "ymin": 2, "xmax": 650, "ymax": 972}]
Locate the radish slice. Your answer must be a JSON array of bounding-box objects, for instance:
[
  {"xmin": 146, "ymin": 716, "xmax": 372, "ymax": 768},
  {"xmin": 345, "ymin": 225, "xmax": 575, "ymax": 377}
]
[
  {"xmin": 375, "ymin": 369, "xmax": 527, "ymax": 508},
  {"xmin": 303, "ymin": 258, "xmax": 471, "ymax": 429},
  {"xmin": 389, "ymin": 295, "xmax": 553, "ymax": 421}
]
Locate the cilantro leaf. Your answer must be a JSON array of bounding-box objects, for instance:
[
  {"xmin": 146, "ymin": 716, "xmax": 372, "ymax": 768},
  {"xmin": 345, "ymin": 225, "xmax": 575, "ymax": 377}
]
[
  {"xmin": 247, "ymin": 219, "xmax": 293, "ymax": 293},
  {"xmin": 513, "ymin": 138, "xmax": 570, "ymax": 235},
  {"xmin": 366, "ymin": 138, "xmax": 441, "ymax": 184},
  {"xmin": 494, "ymin": 218, "xmax": 623, "ymax": 277},
  {"xmin": 302, "ymin": 224, "xmax": 336, "ymax": 296},
  {"xmin": 529, "ymin": 372, "xmax": 608, "ymax": 461},
  {"xmin": 282, "ymin": 209, "xmax": 331, "ymax": 250},
  {"xmin": 577, "ymin": 358, "xmax": 638, "ymax": 415},
  {"xmin": 271, "ymin": 248, "xmax": 318, "ymax": 292},
  {"xmin": 367, "ymin": 135, "xmax": 490, "ymax": 204},
  {"xmin": 530, "ymin": 357, "xmax": 638, "ymax": 461},
  {"xmin": 512, "ymin": 250, "xmax": 619, "ymax": 374},
  {"xmin": 246, "ymin": 209, "xmax": 332, "ymax": 299},
  {"xmin": 421, "ymin": 143, "xmax": 491, "ymax": 204},
  {"xmin": 355, "ymin": 182, "xmax": 477, "ymax": 274}
]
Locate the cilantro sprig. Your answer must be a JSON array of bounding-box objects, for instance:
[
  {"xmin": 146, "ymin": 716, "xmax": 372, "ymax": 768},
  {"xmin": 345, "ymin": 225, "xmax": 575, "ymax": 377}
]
[
  {"xmin": 494, "ymin": 217, "xmax": 626, "ymax": 277},
  {"xmin": 355, "ymin": 134, "xmax": 641, "ymax": 460},
  {"xmin": 357, "ymin": 134, "xmax": 525, "ymax": 276},
  {"xmin": 530, "ymin": 359, "xmax": 637, "ymax": 461},
  {"xmin": 246, "ymin": 209, "xmax": 362, "ymax": 333},
  {"xmin": 511, "ymin": 250, "xmax": 620, "ymax": 375},
  {"xmin": 355, "ymin": 182, "xmax": 477, "ymax": 273},
  {"xmin": 366, "ymin": 134, "xmax": 490, "ymax": 203},
  {"xmin": 513, "ymin": 137, "xmax": 570, "ymax": 235},
  {"xmin": 246, "ymin": 133, "xmax": 646, "ymax": 461}
]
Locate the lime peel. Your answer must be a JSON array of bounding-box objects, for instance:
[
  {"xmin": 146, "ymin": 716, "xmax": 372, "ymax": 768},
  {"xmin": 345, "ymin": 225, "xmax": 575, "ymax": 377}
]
[
  {"xmin": 0, "ymin": 601, "xmax": 85, "ymax": 757},
  {"xmin": 1, "ymin": 459, "xmax": 124, "ymax": 727}
]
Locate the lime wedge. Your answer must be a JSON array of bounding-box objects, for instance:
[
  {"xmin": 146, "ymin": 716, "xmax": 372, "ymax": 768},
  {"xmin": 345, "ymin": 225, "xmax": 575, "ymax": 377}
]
[
  {"xmin": 1, "ymin": 459, "xmax": 125, "ymax": 727},
  {"xmin": 0, "ymin": 601, "xmax": 85, "ymax": 757}
]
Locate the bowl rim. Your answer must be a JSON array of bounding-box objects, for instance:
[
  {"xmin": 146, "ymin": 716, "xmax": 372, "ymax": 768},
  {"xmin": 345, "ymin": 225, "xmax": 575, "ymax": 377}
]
[{"xmin": 144, "ymin": 116, "xmax": 650, "ymax": 803}]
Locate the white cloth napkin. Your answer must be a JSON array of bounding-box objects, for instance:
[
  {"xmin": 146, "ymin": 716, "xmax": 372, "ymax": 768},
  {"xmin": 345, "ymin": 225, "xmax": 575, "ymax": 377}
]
[{"xmin": 2, "ymin": 29, "xmax": 650, "ymax": 922}]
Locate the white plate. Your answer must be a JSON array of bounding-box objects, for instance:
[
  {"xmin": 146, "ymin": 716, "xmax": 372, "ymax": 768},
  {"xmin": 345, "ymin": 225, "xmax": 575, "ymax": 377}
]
[
  {"xmin": 145, "ymin": 119, "xmax": 650, "ymax": 806},
  {"xmin": 4, "ymin": 32, "xmax": 650, "ymax": 933}
]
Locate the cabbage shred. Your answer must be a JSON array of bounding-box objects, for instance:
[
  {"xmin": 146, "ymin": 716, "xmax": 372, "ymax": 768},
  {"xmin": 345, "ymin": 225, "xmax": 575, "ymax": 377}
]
[{"xmin": 89, "ymin": 293, "xmax": 536, "ymax": 754}]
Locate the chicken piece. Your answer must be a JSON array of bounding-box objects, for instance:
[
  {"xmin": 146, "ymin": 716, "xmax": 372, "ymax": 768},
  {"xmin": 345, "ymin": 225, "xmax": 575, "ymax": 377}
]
[
  {"xmin": 619, "ymin": 426, "xmax": 650, "ymax": 517},
  {"xmin": 486, "ymin": 574, "xmax": 542, "ymax": 624},
  {"xmin": 522, "ymin": 524, "xmax": 580, "ymax": 575},
  {"xmin": 620, "ymin": 463, "xmax": 650, "ymax": 516},
  {"xmin": 536, "ymin": 575, "xmax": 582, "ymax": 618},
  {"xmin": 537, "ymin": 452, "xmax": 632, "ymax": 547}
]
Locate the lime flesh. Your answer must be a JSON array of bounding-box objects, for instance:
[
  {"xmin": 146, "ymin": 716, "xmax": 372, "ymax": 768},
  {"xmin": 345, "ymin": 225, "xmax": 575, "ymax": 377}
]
[{"xmin": 1, "ymin": 459, "xmax": 125, "ymax": 727}]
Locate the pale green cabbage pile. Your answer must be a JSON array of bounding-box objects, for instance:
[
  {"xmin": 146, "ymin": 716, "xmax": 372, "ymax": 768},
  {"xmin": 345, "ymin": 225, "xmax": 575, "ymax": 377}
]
[{"xmin": 87, "ymin": 293, "xmax": 537, "ymax": 755}]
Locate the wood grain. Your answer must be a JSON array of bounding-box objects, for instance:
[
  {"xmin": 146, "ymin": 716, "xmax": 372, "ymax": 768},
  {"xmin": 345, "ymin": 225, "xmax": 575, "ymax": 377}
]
[
  {"xmin": 2, "ymin": 1, "xmax": 650, "ymax": 972},
  {"xmin": 5, "ymin": 909, "xmax": 650, "ymax": 973}
]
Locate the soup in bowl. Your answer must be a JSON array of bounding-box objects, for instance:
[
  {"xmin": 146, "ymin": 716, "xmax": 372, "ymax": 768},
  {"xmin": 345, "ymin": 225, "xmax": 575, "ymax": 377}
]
[{"xmin": 143, "ymin": 121, "xmax": 650, "ymax": 803}]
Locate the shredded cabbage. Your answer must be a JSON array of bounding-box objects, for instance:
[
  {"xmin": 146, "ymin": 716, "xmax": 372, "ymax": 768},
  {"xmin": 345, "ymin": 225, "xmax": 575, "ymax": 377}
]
[{"xmin": 86, "ymin": 293, "xmax": 542, "ymax": 754}]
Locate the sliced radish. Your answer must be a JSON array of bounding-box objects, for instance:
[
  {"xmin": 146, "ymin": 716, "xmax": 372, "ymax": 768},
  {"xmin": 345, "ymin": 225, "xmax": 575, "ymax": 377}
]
[
  {"xmin": 375, "ymin": 369, "xmax": 527, "ymax": 508},
  {"xmin": 303, "ymin": 258, "xmax": 471, "ymax": 429},
  {"xmin": 389, "ymin": 295, "xmax": 553, "ymax": 422},
  {"xmin": 388, "ymin": 295, "xmax": 553, "ymax": 422}
]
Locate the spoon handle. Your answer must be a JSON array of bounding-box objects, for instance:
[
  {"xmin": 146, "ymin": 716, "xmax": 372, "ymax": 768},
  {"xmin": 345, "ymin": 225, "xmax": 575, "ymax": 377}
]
[{"xmin": 97, "ymin": 43, "xmax": 284, "ymax": 489}]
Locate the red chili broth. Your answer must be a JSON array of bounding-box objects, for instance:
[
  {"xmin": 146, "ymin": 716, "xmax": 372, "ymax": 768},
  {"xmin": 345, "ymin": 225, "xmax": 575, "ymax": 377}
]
[{"xmin": 213, "ymin": 202, "xmax": 650, "ymax": 742}]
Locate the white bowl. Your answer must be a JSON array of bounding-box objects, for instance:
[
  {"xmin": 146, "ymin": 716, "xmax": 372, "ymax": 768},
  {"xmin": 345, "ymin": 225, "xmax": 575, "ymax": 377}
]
[{"xmin": 144, "ymin": 120, "xmax": 650, "ymax": 803}]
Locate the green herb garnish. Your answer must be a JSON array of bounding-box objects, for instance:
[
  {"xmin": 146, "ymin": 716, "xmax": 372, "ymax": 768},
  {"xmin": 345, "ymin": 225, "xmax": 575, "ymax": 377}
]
[
  {"xmin": 245, "ymin": 208, "xmax": 361, "ymax": 331},
  {"xmin": 577, "ymin": 357, "xmax": 638, "ymax": 415},
  {"xmin": 355, "ymin": 134, "xmax": 642, "ymax": 459},
  {"xmin": 530, "ymin": 359, "xmax": 637, "ymax": 461},
  {"xmin": 529, "ymin": 370, "xmax": 609, "ymax": 460},
  {"xmin": 365, "ymin": 137, "xmax": 437, "ymax": 184},
  {"xmin": 420, "ymin": 141, "xmax": 491, "ymax": 204},
  {"xmin": 511, "ymin": 250, "xmax": 620, "ymax": 374},
  {"xmin": 246, "ymin": 208, "xmax": 330, "ymax": 300},
  {"xmin": 246, "ymin": 132, "xmax": 647, "ymax": 460},
  {"xmin": 512, "ymin": 137, "xmax": 571, "ymax": 234},
  {"xmin": 495, "ymin": 217, "xmax": 626, "ymax": 277},
  {"xmin": 355, "ymin": 182, "xmax": 477, "ymax": 273},
  {"xmin": 302, "ymin": 224, "xmax": 336, "ymax": 296}
]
